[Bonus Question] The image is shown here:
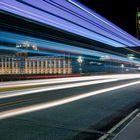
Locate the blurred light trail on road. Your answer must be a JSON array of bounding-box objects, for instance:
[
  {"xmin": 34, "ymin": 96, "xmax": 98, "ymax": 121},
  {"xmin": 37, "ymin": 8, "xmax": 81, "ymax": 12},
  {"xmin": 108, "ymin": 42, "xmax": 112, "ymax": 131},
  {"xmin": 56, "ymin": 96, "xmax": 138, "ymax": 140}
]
[
  {"xmin": 1, "ymin": 74, "xmax": 140, "ymax": 89},
  {"xmin": 1, "ymin": 80, "xmax": 140, "ymax": 120},
  {"xmin": 0, "ymin": 78, "xmax": 118, "ymax": 99}
]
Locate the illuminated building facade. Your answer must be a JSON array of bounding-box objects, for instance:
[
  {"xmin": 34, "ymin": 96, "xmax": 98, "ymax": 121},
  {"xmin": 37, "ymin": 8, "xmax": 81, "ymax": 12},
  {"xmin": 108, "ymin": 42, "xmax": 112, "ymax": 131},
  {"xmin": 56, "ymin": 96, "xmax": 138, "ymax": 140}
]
[
  {"xmin": 0, "ymin": 55, "xmax": 72, "ymax": 75},
  {"xmin": 0, "ymin": 41, "xmax": 72, "ymax": 76},
  {"xmin": 136, "ymin": 7, "xmax": 140, "ymax": 40}
]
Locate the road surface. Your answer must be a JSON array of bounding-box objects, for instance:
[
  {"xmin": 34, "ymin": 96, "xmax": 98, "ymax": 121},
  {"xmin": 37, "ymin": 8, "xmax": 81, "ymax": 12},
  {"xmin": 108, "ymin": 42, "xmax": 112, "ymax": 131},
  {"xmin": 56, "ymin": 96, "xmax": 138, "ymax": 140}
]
[{"xmin": 0, "ymin": 74, "xmax": 140, "ymax": 140}]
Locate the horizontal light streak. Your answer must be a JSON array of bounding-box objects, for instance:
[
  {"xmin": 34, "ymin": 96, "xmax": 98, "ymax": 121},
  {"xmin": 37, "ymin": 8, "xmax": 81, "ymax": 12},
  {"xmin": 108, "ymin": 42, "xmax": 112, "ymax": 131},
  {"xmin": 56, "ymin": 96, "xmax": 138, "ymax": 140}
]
[
  {"xmin": 0, "ymin": 75, "xmax": 108, "ymax": 88},
  {"xmin": 1, "ymin": 74, "xmax": 140, "ymax": 99},
  {"xmin": 1, "ymin": 74, "xmax": 140, "ymax": 89},
  {"xmin": 1, "ymin": 80, "xmax": 140, "ymax": 120},
  {"xmin": 1, "ymin": 31, "xmax": 140, "ymax": 64},
  {"xmin": 1, "ymin": 0, "xmax": 140, "ymax": 47},
  {"xmin": 0, "ymin": 74, "xmax": 128, "ymax": 86},
  {"xmin": 20, "ymin": 0, "xmax": 136, "ymax": 47},
  {"xmin": 0, "ymin": 1, "xmax": 124, "ymax": 47},
  {"xmin": 0, "ymin": 78, "xmax": 119, "ymax": 99},
  {"xmin": 68, "ymin": 0, "xmax": 140, "ymax": 45},
  {"xmin": 49, "ymin": 0, "xmax": 137, "ymax": 46}
]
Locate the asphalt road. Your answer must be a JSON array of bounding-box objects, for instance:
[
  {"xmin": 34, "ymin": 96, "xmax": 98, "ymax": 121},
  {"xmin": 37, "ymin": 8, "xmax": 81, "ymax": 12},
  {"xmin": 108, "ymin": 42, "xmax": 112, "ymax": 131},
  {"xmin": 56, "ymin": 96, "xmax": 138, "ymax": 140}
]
[{"xmin": 0, "ymin": 76, "xmax": 140, "ymax": 140}]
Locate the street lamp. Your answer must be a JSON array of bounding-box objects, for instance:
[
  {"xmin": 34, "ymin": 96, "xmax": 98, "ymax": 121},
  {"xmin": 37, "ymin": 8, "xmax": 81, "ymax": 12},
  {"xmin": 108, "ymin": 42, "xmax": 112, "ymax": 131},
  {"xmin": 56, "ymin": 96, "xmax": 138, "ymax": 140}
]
[
  {"xmin": 77, "ymin": 56, "xmax": 83, "ymax": 74},
  {"xmin": 120, "ymin": 64, "xmax": 124, "ymax": 73}
]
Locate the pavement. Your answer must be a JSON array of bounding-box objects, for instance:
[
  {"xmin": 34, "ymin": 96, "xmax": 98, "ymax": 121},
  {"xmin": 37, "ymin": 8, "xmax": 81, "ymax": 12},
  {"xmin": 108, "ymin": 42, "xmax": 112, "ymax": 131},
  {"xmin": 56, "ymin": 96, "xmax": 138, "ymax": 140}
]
[
  {"xmin": 113, "ymin": 113, "xmax": 140, "ymax": 140},
  {"xmin": 0, "ymin": 74, "xmax": 140, "ymax": 140}
]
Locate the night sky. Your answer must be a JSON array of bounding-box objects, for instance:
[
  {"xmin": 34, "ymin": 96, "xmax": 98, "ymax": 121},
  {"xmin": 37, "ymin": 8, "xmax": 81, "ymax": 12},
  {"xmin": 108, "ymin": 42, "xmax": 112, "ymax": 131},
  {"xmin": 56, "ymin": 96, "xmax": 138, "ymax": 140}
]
[{"xmin": 78, "ymin": 0, "xmax": 140, "ymax": 37}]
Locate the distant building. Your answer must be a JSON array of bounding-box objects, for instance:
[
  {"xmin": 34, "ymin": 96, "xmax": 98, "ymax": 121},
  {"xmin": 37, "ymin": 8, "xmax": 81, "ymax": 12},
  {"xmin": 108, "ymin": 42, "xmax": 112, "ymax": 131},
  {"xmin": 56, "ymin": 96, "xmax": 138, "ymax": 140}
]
[
  {"xmin": 136, "ymin": 7, "xmax": 140, "ymax": 40},
  {"xmin": 0, "ymin": 55, "xmax": 72, "ymax": 75},
  {"xmin": 0, "ymin": 41, "xmax": 72, "ymax": 75}
]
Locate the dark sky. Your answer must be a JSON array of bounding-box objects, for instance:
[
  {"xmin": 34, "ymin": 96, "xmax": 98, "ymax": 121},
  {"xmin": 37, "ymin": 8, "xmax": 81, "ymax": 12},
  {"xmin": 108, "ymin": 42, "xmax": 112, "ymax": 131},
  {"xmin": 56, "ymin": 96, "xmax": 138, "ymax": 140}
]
[{"xmin": 78, "ymin": 0, "xmax": 140, "ymax": 37}]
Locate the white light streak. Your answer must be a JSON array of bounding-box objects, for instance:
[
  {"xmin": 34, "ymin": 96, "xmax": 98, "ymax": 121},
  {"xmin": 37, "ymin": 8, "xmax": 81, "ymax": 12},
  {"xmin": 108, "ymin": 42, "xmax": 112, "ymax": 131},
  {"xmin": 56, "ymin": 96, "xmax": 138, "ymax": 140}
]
[
  {"xmin": 1, "ymin": 80, "xmax": 140, "ymax": 120},
  {"xmin": 0, "ymin": 79, "xmax": 118, "ymax": 99},
  {"xmin": 1, "ymin": 74, "xmax": 140, "ymax": 88}
]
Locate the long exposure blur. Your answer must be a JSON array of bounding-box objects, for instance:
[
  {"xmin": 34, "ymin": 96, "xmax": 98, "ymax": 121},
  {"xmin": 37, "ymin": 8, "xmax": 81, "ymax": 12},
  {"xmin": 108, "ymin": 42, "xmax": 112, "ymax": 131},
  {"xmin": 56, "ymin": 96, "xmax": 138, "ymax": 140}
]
[{"xmin": 0, "ymin": 0, "xmax": 140, "ymax": 140}]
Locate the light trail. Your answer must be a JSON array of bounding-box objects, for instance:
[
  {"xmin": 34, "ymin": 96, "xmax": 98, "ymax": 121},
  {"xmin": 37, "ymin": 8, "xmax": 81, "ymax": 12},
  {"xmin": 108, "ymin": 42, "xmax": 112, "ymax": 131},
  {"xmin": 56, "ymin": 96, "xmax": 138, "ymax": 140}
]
[
  {"xmin": 1, "ymin": 74, "xmax": 140, "ymax": 88},
  {"xmin": 1, "ymin": 80, "xmax": 140, "ymax": 120},
  {"xmin": 2, "ymin": 32, "xmax": 140, "ymax": 65},
  {"xmin": 68, "ymin": 0, "xmax": 140, "ymax": 45},
  {"xmin": 1, "ymin": 74, "xmax": 112, "ymax": 88},
  {"xmin": 1, "ymin": 0, "xmax": 140, "ymax": 47},
  {"xmin": 0, "ymin": 78, "xmax": 119, "ymax": 99},
  {"xmin": 1, "ymin": 74, "xmax": 140, "ymax": 100}
]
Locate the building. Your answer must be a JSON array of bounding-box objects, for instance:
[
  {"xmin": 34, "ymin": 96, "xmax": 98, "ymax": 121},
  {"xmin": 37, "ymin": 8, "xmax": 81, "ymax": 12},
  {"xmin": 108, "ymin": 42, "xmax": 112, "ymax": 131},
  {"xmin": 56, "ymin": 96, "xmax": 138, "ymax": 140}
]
[
  {"xmin": 0, "ymin": 55, "xmax": 72, "ymax": 75},
  {"xmin": 136, "ymin": 7, "xmax": 140, "ymax": 40},
  {"xmin": 0, "ymin": 41, "xmax": 72, "ymax": 76}
]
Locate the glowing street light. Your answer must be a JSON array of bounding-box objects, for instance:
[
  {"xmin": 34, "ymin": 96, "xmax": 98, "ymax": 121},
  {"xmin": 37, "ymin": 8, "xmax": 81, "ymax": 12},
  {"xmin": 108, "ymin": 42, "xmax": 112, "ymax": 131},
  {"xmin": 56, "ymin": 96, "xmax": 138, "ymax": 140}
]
[
  {"xmin": 77, "ymin": 56, "xmax": 83, "ymax": 74},
  {"xmin": 77, "ymin": 56, "xmax": 83, "ymax": 63},
  {"xmin": 120, "ymin": 64, "xmax": 124, "ymax": 73}
]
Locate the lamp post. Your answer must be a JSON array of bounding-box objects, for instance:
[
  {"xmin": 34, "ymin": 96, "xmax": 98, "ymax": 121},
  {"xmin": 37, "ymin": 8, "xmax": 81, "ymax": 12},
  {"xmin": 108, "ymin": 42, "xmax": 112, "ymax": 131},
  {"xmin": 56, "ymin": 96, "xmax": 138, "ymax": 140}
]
[
  {"xmin": 77, "ymin": 56, "xmax": 83, "ymax": 74},
  {"xmin": 127, "ymin": 54, "xmax": 134, "ymax": 71},
  {"xmin": 120, "ymin": 64, "xmax": 124, "ymax": 73}
]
